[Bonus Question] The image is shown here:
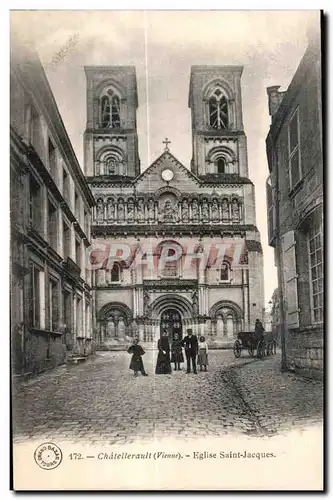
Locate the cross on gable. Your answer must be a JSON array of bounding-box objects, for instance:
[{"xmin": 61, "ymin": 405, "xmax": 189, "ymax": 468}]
[{"xmin": 163, "ymin": 137, "xmax": 171, "ymax": 151}]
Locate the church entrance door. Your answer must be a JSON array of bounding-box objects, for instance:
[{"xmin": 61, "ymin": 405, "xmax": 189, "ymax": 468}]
[{"xmin": 160, "ymin": 308, "xmax": 183, "ymax": 342}]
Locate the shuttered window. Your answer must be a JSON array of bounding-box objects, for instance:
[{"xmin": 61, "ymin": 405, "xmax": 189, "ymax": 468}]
[
  {"xmin": 288, "ymin": 108, "xmax": 302, "ymax": 190},
  {"xmin": 307, "ymin": 214, "xmax": 323, "ymax": 323},
  {"xmin": 282, "ymin": 230, "xmax": 299, "ymax": 328},
  {"xmin": 29, "ymin": 265, "xmax": 45, "ymax": 329}
]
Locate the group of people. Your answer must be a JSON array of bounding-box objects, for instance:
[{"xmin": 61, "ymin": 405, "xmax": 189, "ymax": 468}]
[
  {"xmin": 127, "ymin": 319, "xmax": 266, "ymax": 377},
  {"xmin": 127, "ymin": 329, "xmax": 208, "ymax": 377}
]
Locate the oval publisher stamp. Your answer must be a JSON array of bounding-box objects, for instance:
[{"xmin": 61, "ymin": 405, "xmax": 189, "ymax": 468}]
[{"xmin": 34, "ymin": 442, "xmax": 63, "ymax": 470}]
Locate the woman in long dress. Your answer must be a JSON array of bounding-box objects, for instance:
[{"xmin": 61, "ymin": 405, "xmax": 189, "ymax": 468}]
[
  {"xmin": 197, "ymin": 335, "xmax": 209, "ymax": 371},
  {"xmin": 171, "ymin": 332, "xmax": 184, "ymax": 371},
  {"xmin": 155, "ymin": 330, "xmax": 172, "ymax": 374}
]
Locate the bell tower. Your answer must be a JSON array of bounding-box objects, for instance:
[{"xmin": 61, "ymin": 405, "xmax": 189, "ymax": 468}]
[
  {"xmin": 188, "ymin": 65, "xmax": 249, "ymax": 179},
  {"xmin": 84, "ymin": 66, "xmax": 140, "ymax": 179}
]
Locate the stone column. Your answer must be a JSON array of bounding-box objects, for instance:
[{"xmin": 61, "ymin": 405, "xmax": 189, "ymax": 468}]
[
  {"xmin": 216, "ymin": 315, "xmax": 224, "ymax": 338},
  {"xmin": 105, "ymin": 269, "xmax": 111, "ymax": 284},
  {"xmin": 138, "ymin": 289, "xmax": 143, "ymax": 316},
  {"xmin": 114, "ymin": 318, "xmax": 119, "ymax": 339},
  {"xmin": 155, "ymin": 323, "xmax": 160, "ymax": 343},
  {"xmin": 198, "ymin": 286, "xmax": 204, "ymax": 315},
  {"xmin": 98, "ymin": 322, "xmax": 103, "ymax": 344},
  {"xmin": 107, "ymin": 318, "xmax": 115, "ymax": 339},
  {"xmin": 103, "ymin": 200, "xmax": 107, "ymax": 221},
  {"xmin": 205, "ymin": 319, "xmax": 212, "ymax": 338},
  {"xmin": 118, "ymin": 317, "xmax": 125, "ymax": 340},
  {"xmin": 131, "ymin": 319, "xmax": 138, "ymax": 338},
  {"xmin": 139, "ymin": 323, "xmax": 145, "ymax": 342},
  {"xmin": 226, "ymin": 316, "xmax": 234, "ymax": 338},
  {"xmin": 93, "ymin": 97, "xmax": 100, "ymax": 128},
  {"xmin": 204, "ymin": 286, "xmax": 209, "ymax": 316},
  {"xmin": 200, "ymin": 322, "xmax": 205, "ymax": 336},
  {"xmin": 210, "ymin": 320, "xmax": 216, "ymax": 339}
]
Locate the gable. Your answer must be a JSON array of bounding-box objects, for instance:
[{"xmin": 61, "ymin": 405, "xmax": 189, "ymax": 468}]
[{"xmin": 135, "ymin": 151, "xmax": 201, "ymax": 194}]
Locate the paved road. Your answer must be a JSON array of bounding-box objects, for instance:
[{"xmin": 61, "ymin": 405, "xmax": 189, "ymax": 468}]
[{"xmin": 12, "ymin": 349, "xmax": 323, "ymax": 445}]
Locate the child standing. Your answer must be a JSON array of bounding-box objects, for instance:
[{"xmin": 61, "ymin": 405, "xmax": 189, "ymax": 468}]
[
  {"xmin": 127, "ymin": 338, "xmax": 148, "ymax": 377},
  {"xmin": 197, "ymin": 336, "xmax": 209, "ymax": 372},
  {"xmin": 171, "ymin": 332, "xmax": 184, "ymax": 371}
]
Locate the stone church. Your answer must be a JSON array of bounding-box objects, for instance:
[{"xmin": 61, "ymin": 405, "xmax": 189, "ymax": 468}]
[{"xmin": 84, "ymin": 65, "xmax": 264, "ymax": 348}]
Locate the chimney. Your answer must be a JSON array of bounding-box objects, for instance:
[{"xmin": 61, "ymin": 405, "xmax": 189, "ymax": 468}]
[{"xmin": 266, "ymin": 85, "xmax": 285, "ymax": 121}]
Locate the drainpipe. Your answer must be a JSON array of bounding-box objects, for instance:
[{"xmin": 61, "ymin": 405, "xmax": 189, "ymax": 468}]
[{"xmin": 274, "ymin": 151, "xmax": 288, "ymax": 372}]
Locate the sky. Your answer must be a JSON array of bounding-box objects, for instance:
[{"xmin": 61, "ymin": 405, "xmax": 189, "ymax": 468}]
[{"xmin": 11, "ymin": 10, "xmax": 320, "ymax": 306}]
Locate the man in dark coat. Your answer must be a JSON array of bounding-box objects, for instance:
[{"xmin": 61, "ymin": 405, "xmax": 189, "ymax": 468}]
[
  {"xmin": 181, "ymin": 329, "xmax": 198, "ymax": 374},
  {"xmin": 254, "ymin": 318, "xmax": 265, "ymax": 342}
]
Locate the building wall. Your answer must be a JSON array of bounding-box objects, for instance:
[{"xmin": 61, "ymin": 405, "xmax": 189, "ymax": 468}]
[
  {"xmin": 91, "ymin": 229, "xmax": 263, "ymax": 346},
  {"xmin": 10, "ymin": 39, "xmax": 95, "ymax": 375},
  {"xmin": 266, "ymin": 32, "xmax": 323, "ymax": 378}
]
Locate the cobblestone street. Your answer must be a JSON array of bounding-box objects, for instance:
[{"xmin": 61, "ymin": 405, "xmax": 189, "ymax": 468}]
[{"xmin": 12, "ymin": 349, "xmax": 323, "ymax": 445}]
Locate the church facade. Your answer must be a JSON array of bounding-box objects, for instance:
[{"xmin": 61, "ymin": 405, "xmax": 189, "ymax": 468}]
[{"xmin": 84, "ymin": 65, "xmax": 264, "ymax": 348}]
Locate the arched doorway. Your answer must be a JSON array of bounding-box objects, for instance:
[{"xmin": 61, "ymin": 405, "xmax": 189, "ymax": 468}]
[
  {"xmin": 150, "ymin": 294, "xmax": 193, "ymax": 343},
  {"xmin": 97, "ymin": 301, "xmax": 133, "ymax": 346},
  {"xmin": 160, "ymin": 308, "xmax": 183, "ymax": 342}
]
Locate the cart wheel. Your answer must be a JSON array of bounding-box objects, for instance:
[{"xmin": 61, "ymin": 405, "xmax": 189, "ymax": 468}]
[
  {"xmin": 233, "ymin": 340, "xmax": 241, "ymax": 358},
  {"xmin": 257, "ymin": 340, "xmax": 264, "ymax": 358},
  {"xmin": 248, "ymin": 345, "xmax": 254, "ymax": 357}
]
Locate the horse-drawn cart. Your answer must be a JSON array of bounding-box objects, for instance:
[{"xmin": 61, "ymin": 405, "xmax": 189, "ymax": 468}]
[{"xmin": 233, "ymin": 331, "xmax": 277, "ymax": 358}]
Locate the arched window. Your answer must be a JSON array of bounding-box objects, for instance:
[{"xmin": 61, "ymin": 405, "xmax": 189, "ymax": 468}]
[
  {"xmin": 208, "ymin": 146, "xmax": 237, "ymax": 175},
  {"xmin": 100, "ymin": 88, "xmax": 121, "ymax": 128},
  {"xmin": 209, "ymin": 89, "xmax": 228, "ymax": 129},
  {"xmin": 111, "ymin": 263, "xmax": 121, "ymax": 282},
  {"xmin": 217, "ymin": 158, "xmax": 226, "ymax": 174},
  {"xmin": 98, "ymin": 147, "xmax": 125, "ymax": 176},
  {"xmin": 220, "ymin": 262, "xmax": 230, "ymax": 282}
]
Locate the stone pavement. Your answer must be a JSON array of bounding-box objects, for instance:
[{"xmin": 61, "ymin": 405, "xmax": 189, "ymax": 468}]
[{"xmin": 12, "ymin": 349, "xmax": 323, "ymax": 445}]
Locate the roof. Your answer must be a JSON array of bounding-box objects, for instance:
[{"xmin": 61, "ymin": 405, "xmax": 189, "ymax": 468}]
[
  {"xmin": 134, "ymin": 150, "xmax": 202, "ymax": 185},
  {"xmin": 266, "ymin": 37, "xmax": 321, "ymax": 142}
]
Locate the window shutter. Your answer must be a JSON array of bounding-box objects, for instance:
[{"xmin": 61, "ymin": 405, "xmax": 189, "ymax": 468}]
[
  {"xmin": 281, "ymin": 230, "xmax": 299, "ymax": 328},
  {"xmin": 39, "ymin": 271, "xmax": 46, "ymax": 330}
]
